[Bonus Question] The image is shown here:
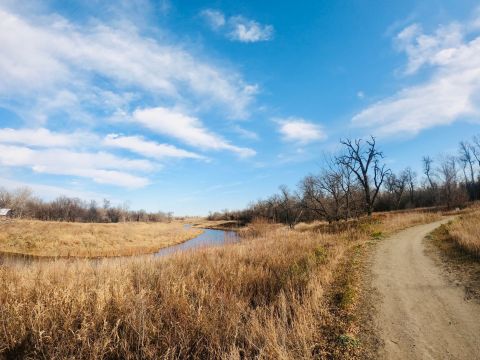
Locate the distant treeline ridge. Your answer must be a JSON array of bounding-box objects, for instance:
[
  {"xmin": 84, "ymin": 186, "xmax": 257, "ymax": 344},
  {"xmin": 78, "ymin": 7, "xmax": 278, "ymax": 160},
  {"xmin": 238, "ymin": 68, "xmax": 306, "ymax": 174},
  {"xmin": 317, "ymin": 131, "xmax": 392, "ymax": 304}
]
[
  {"xmin": 0, "ymin": 190, "xmax": 172, "ymax": 223},
  {"xmin": 208, "ymin": 135, "xmax": 479, "ymax": 226}
]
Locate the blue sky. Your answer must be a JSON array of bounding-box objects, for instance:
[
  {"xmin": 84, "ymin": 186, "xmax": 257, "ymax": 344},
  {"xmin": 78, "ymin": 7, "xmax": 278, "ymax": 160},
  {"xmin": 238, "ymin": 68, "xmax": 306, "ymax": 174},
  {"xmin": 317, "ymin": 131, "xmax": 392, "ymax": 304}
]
[{"xmin": 0, "ymin": 0, "xmax": 479, "ymax": 215}]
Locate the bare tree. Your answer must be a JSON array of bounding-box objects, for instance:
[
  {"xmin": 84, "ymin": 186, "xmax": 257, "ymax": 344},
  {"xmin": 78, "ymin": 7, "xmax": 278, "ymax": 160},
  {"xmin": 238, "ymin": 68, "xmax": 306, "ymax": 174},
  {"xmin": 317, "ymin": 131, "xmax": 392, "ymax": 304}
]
[
  {"xmin": 437, "ymin": 156, "xmax": 464, "ymax": 209},
  {"xmin": 459, "ymin": 141, "xmax": 475, "ymax": 183},
  {"xmin": 458, "ymin": 141, "xmax": 476, "ymax": 200},
  {"xmin": 403, "ymin": 167, "xmax": 417, "ymax": 206},
  {"xmin": 336, "ymin": 137, "xmax": 390, "ymax": 216},
  {"xmin": 385, "ymin": 172, "xmax": 407, "ymax": 209},
  {"xmin": 10, "ymin": 187, "xmax": 33, "ymax": 218},
  {"xmin": 422, "ymin": 156, "xmax": 436, "ymax": 189},
  {"xmin": 300, "ymin": 175, "xmax": 330, "ymax": 220},
  {"xmin": 278, "ymin": 185, "xmax": 303, "ymax": 228},
  {"xmin": 472, "ymin": 135, "xmax": 480, "ymax": 168},
  {"xmin": 266, "ymin": 195, "xmax": 281, "ymax": 223},
  {"xmin": 0, "ymin": 187, "xmax": 12, "ymax": 208},
  {"xmin": 339, "ymin": 163, "xmax": 360, "ymax": 219}
]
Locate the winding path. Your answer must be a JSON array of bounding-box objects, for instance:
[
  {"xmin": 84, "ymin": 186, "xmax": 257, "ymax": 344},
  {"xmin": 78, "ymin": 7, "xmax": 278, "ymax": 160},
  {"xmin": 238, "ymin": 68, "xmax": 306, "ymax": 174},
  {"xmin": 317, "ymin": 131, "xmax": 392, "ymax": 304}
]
[{"xmin": 372, "ymin": 219, "xmax": 480, "ymax": 360}]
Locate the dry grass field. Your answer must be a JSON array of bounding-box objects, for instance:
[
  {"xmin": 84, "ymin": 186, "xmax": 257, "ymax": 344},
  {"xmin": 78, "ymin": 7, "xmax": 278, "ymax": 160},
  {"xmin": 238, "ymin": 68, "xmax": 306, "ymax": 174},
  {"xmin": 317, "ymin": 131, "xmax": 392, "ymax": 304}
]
[
  {"xmin": 426, "ymin": 208, "xmax": 480, "ymax": 302},
  {"xmin": 444, "ymin": 211, "xmax": 480, "ymax": 259},
  {"xmin": 0, "ymin": 220, "xmax": 203, "ymax": 257},
  {"xmin": 0, "ymin": 211, "xmax": 443, "ymax": 359},
  {"xmin": 192, "ymin": 219, "xmax": 242, "ymax": 230}
]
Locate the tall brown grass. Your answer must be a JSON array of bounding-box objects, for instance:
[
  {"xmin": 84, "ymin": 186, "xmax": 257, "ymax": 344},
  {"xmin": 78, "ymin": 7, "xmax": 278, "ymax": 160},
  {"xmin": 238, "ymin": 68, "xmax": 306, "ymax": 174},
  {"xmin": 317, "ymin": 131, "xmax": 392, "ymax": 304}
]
[
  {"xmin": 0, "ymin": 212, "xmax": 444, "ymax": 359},
  {"xmin": 0, "ymin": 220, "xmax": 202, "ymax": 257},
  {"xmin": 444, "ymin": 211, "xmax": 480, "ymax": 259}
]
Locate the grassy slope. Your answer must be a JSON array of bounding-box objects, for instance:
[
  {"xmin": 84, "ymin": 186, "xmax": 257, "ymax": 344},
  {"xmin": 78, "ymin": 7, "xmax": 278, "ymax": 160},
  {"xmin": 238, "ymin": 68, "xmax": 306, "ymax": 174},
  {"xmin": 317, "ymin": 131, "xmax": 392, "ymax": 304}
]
[
  {"xmin": 428, "ymin": 210, "xmax": 480, "ymax": 302},
  {"xmin": 0, "ymin": 220, "xmax": 203, "ymax": 257},
  {"xmin": 0, "ymin": 212, "xmax": 442, "ymax": 359},
  {"xmin": 443, "ymin": 211, "xmax": 480, "ymax": 259}
]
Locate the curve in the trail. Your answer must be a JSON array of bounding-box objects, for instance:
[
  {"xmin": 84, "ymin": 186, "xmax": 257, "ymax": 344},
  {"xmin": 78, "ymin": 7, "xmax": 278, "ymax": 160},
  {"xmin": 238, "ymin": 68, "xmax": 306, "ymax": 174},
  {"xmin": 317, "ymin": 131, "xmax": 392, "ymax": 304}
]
[{"xmin": 372, "ymin": 219, "xmax": 480, "ymax": 360}]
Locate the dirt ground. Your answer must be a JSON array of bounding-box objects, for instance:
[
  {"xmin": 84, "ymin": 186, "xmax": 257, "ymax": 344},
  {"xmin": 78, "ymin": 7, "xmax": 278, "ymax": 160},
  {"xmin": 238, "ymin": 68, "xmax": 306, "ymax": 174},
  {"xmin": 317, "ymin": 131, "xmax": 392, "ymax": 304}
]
[{"xmin": 370, "ymin": 219, "xmax": 480, "ymax": 359}]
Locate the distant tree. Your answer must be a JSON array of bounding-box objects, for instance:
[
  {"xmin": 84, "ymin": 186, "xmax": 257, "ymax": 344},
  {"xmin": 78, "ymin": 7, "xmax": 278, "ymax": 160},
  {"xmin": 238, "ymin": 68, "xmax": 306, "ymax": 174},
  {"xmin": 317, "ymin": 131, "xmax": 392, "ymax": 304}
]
[
  {"xmin": 458, "ymin": 141, "xmax": 475, "ymax": 184},
  {"xmin": 437, "ymin": 156, "xmax": 467, "ymax": 209},
  {"xmin": 0, "ymin": 187, "xmax": 12, "ymax": 208},
  {"xmin": 403, "ymin": 167, "xmax": 417, "ymax": 207},
  {"xmin": 86, "ymin": 200, "xmax": 99, "ymax": 222},
  {"xmin": 278, "ymin": 185, "xmax": 303, "ymax": 228},
  {"xmin": 422, "ymin": 156, "xmax": 436, "ymax": 189},
  {"xmin": 385, "ymin": 171, "xmax": 407, "ymax": 210},
  {"xmin": 471, "ymin": 135, "xmax": 480, "ymax": 168},
  {"xmin": 300, "ymin": 175, "xmax": 332, "ymax": 221},
  {"xmin": 300, "ymin": 158, "xmax": 358, "ymax": 222},
  {"xmin": 458, "ymin": 141, "xmax": 476, "ymax": 200},
  {"xmin": 336, "ymin": 136, "xmax": 390, "ymax": 216},
  {"xmin": 339, "ymin": 162, "xmax": 357, "ymax": 219},
  {"xmin": 10, "ymin": 187, "xmax": 33, "ymax": 218}
]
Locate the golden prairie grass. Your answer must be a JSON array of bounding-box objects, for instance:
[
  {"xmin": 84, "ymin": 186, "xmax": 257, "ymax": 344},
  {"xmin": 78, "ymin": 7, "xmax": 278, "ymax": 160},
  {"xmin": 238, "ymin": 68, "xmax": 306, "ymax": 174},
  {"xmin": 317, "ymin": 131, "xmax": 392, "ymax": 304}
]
[
  {"xmin": 0, "ymin": 220, "xmax": 203, "ymax": 257},
  {"xmin": 444, "ymin": 211, "xmax": 480, "ymax": 259},
  {"xmin": 192, "ymin": 219, "xmax": 242, "ymax": 231},
  {"xmin": 373, "ymin": 211, "xmax": 444, "ymax": 232},
  {"xmin": 295, "ymin": 211, "xmax": 442, "ymax": 236},
  {"xmin": 0, "ymin": 212, "xmax": 445, "ymax": 359}
]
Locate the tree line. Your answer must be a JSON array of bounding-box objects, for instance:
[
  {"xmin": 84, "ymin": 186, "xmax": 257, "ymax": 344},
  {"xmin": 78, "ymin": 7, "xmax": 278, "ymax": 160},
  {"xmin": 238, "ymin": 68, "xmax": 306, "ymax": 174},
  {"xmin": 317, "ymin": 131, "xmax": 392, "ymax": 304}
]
[
  {"xmin": 0, "ymin": 188, "xmax": 173, "ymax": 223},
  {"xmin": 209, "ymin": 135, "xmax": 479, "ymax": 227}
]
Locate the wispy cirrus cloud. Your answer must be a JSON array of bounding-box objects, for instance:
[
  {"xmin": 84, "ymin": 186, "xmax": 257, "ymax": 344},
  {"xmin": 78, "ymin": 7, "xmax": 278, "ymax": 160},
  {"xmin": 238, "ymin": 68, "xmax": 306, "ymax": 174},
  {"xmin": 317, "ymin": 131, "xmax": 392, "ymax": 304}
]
[
  {"xmin": 275, "ymin": 117, "xmax": 326, "ymax": 144},
  {"xmin": 201, "ymin": 9, "xmax": 274, "ymax": 43},
  {"xmin": 0, "ymin": 176, "xmax": 105, "ymax": 202},
  {"xmin": 0, "ymin": 143, "xmax": 152, "ymax": 188},
  {"xmin": 0, "ymin": 127, "xmax": 96, "ymax": 147},
  {"xmin": 103, "ymin": 134, "xmax": 206, "ymax": 160},
  {"xmin": 0, "ymin": 4, "xmax": 256, "ymax": 122},
  {"xmin": 201, "ymin": 9, "xmax": 226, "ymax": 29},
  {"xmin": 0, "ymin": 3, "xmax": 260, "ymax": 190},
  {"xmin": 132, "ymin": 107, "xmax": 256, "ymax": 158},
  {"xmin": 0, "ymin": 127, "xmax": 156, "ymax": 187},
  {"xmin": 352, "ymin": 12, "xmax": 480, "ymax": 137},
  {"xmin": 233, "ymin": 125, "xmax": 259, "ymax": 140}
]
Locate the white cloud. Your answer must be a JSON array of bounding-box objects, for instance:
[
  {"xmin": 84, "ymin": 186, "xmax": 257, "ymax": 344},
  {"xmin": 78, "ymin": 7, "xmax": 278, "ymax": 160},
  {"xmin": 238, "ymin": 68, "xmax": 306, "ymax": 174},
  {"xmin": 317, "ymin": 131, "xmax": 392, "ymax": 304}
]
[
  {"xmin": 472, "ymin": 7, "xmax": 480, "ymax": 30},
  {"xmin": 352, "ymin": 14, "xmax": 480, "ymax": 137},
  {"xmin": 0, "ymin": 5, "xmax": 256, "ymax": 121},
  {"xmin": 0, "ymin": 127, "xmax": 95, "ymax": 147},
  {"xmin": 228, "ymin": 16, "xmax": 274, "ymax": 43},
  {"xmin": 276, "ymin": 117, "xmax": 326, "ymax": 144},
  {"xmin": 201, "ymin": 9, "xmax": 274, "ymax": 43},
  {"xmin": 395, "ymin": 23, "xmax": 464, "ymax": 75},
  {"xmin": 132, "ymin": 107, "xmax": 256, "ymax": 157},
  {"xmin": 0, "ymin": 144, "xmax": 152, "ymax": 187},
  {"xmin": 233, "ymin": 125, "xmax": 259, "ymax": 140},
  {"xmin": 0, "ymin": 177, "xmax": 104, "ymax": 201},
  {"xmin": 103, "ymin": 133, "xmax": 205, "ymax": 160},
  {"xmin": 200, "ymin": 9, "xmax": 225, "ymax": 29}
]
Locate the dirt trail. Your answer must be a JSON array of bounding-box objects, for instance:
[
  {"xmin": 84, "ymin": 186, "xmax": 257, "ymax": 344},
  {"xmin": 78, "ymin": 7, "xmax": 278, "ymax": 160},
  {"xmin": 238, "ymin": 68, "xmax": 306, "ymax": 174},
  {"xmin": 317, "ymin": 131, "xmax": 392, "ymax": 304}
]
[{"xmin": 372, "ymin": 219, "xmax": 480, "ymax": 360}]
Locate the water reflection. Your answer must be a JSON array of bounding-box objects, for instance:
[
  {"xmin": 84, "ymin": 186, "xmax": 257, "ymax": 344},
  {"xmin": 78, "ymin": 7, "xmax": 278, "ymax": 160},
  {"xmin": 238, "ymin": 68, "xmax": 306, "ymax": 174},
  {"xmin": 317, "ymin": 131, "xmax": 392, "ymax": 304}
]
[{"xmin": 155, "ymin": 225, "xmax": 239, "ymax": 257}]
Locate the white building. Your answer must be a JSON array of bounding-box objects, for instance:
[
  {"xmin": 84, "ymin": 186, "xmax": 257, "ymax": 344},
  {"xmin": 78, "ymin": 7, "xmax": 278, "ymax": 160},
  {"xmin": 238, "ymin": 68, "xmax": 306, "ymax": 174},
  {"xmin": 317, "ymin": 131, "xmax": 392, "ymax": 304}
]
[{"xmin": 0, "ymin": 208, "xmax": 12, "ymax": 217}]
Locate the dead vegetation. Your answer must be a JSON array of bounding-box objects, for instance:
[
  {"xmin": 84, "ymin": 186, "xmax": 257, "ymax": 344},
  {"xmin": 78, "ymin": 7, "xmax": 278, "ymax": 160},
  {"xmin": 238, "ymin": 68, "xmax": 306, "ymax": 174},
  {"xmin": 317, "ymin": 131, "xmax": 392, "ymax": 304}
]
[
  {"xmin": 0, "ymin": 220, "xmax": 202, "ymax": 257},
  {"xmin": 191, "ymin": 219, "xmax": 242, "ymax": 231},
  {"xmin": 0, "ymin": 211, "xmax": 444, "ymax": 359},
  {"xmin": 427, "ymin": 210, "xmax": 480, "ymax": 302},
  {"xmin": 444, "ymin": 211, "xmax": 480, "ymax": 259}
]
